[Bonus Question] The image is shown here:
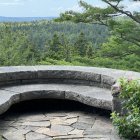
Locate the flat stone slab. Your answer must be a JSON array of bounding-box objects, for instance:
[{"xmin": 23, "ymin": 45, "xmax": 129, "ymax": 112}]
[
  {"xmin": 0, "ymin": 65, "xmax": 139, "ymax": 91},
  {"xmin": 0, "ymin": 84, "xmax": 112, "ymax": 115},
  {"xmin": 0, "ymin": 110, "xmax": 123, "ymax": 140},
  {"xmin": 0, "ymin": 65, "xmax": 137, "ymax": 79},
  {"xmin": 26, "ymin": 131, "xmax": 50, "ymax": 140},
  {"xmin": 21, "ymin": 121, "xmax": 51, "ymax": 127}
]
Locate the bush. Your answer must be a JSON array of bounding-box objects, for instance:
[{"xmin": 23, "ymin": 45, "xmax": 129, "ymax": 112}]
[
  {"xmin": 111, "ymin": 78, "xmax": 140, "ymax": 139},
  {"xmin": 39, "ymin": 58, "xmax": 72, "ymax": 65}
]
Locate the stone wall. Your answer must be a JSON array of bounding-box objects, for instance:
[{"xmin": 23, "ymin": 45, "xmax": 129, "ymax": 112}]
[{"xmin": 0, "ymin": 65, "xmax": 140, "ymax": 114}]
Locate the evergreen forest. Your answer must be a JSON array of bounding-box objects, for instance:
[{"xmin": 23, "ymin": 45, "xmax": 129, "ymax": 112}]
[
  {"xmin": 0, "ymin": 1, "xmax": 140, "ymax": 72},
  {"xmin": 0, "ymin": 20, "xmax": 139, "ymax": 72}
]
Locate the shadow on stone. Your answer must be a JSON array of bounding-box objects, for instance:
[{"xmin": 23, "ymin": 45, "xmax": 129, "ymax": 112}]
[{"xmin": 0, "ymin": 99, "xmax": 111, "ymax": 119}]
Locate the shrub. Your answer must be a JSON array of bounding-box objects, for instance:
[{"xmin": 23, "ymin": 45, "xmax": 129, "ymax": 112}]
[
  {"xmin": 111, "ymin": 78, "xmax": 140, "ymax": 139},
  {"xmin": 39, "ymin": 58, "xmax": 72, "ymax": 65}
]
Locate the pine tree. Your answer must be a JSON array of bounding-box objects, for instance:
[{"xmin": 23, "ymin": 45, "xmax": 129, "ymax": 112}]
[
  {"xmin": 86, "ymin": 42, "xmax": 94, "ymax": 58},
  {"xmin": 49, "ymin": 33, "xmax": 62, "ymax": 59},
  {"xmin": 75, "ymin": 32, "xmax": 88, "ymax": 57},
  {"xmin": 61, "ymin": 34, "xmax": 72, "ymax": 62}
]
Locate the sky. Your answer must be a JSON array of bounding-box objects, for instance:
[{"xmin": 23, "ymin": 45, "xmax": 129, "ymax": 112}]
[{"xmin": 0, "ymin": 0, "xmax": 140, "ymax": 17}]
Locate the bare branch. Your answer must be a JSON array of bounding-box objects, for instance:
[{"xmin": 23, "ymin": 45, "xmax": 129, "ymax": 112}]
[{"xmin": 103, "ymin": 0, "xmax": 140, "ymax": 24}]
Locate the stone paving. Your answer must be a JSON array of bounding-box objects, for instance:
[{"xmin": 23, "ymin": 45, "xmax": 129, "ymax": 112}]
[{"xmin": 0, "ymin": 99, "xmax": 123, "ymax": 140}]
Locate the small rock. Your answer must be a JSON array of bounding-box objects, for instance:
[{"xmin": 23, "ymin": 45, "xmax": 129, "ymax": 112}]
[
  {"xmin": 92, "ymin": 119, "xmax": 113, "ymax": 133},
  {"xmin": 50, "ymin": 118, "xmax": 68, "ymax": 125},
  {"xmin": 21, "ymin": 121, "xmax": 51, "ymax": 127},
  {"xmin": 53, "ymin": 134, "xmax": 84, "ymax": 139},
  {"xmin": 35, "ymin": 127, "xmax": 60, "ymax": 137},
  {"xmin": 72, "ymin": 122, "xmax": 92, "ymax": 130},
  {"xmin": 68, "ymin": 129, "xmax": 84, "ymax": 135},
  {"xmin": 65, "ymin": 117, "xmax": 78, "ymax": 125},
  {"xmin": 51, "ymin": 125, "xmax": 73, "ymax": 136},
  {"xmin": 78, "ymin": 117, "xmax": 95, "ymax": 124},
  {"xmin": 26, "ymin": 132, "xmax": 48, "ymax": 140},
  {"xmin": 18, "ymin": 114, "xmax": 47, "ymax": 122},
  {"xmin": 3, "ymin": 131, "xmax": 25, "ymax": 140}
]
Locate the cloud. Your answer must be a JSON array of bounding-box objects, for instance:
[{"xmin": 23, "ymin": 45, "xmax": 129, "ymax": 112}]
[
  {"xmin": 67, "ymin": 4, "xmax": 82, "ymax": 12},
  {"xmin": 14, "ymin": 0, "xmax": 33, "ymax": 1},
  {"xmin": 56, "ymin": 4, "xmax": 82, "ymax": 13},
  {"xmin": 14, "ymin": 0, "xmax": 22, "ymax": 2},
  {"xmin": 125, "ymin": 1, "xmax": 140, "ymax": 12},
  {"xmin": 57, "ymin": 7, "xmax": 64, "ymax": 11},
  {"xmin": 0, "ymin": 2, "xmax": 24, "ymax": 6},
  {"xmin": 0, "ymin": 0, "xmax": 32, "ymax": 6}
]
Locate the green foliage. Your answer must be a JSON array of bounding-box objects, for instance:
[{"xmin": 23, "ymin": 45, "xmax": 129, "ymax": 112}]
[
  {"xmin": 56, "ymin": 0, "xmax": 140, "ymax": 48},
  {"xmin": 96, "ymin": 33, "xmax": 140, "ymax": 71},
  {"xmin": 0, "ymin": 21, "xmax": 109, "ymax": 66},
  {"xmin": 0, "ymin": 11, "xmax": 140, "ymax": 74},
  {"xmin": 38, "ymin": 58, "xmax": 72, "ymax": 65},
  {"xmin": 0, "ymin": 27, "xmax": 37, "ymax": 65},
  {"xmin": 52, "ymin": 0, "xmax": 140, "ymax": 72},
  {"xmin": 0, "ymin": 20, "xmax": 140, "ymax": 72},
  {"xmin": 111, "ymin": 78, "xmax": 140, "ymax": 139},
  {"xmin": 75, "ymin": 32, "xmax": 88, "ymax": 57}
]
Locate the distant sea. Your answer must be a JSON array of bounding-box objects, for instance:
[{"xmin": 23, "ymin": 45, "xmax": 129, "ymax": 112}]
[{"xmin": 0, "ymin": 16, "xmax": 56, "ymax": 22}]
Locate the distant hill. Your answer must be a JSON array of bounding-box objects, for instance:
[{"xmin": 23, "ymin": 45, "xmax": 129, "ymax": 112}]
[{"xmin": 0, "ymin": 16, "xmax": 56, "ymax": 22}]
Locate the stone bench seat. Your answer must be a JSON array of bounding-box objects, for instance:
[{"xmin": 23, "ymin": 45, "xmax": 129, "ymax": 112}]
[
  {"xmin": 0, "ymin": 83, "xmax": 112, "ymax": 115},
  {"xmin": 0, "ymin": 65, "xmax": 140, "ymax": 115}
]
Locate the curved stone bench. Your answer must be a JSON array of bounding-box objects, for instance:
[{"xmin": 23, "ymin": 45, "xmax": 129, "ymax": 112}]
[
  {"xmin": 0, "ymin": 65, "xmax": 140, "ymax": 115},
  {"xmin": 0, "ymin": 84, "xmax": 112, "ymax": 115}
]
